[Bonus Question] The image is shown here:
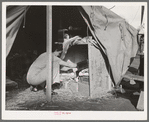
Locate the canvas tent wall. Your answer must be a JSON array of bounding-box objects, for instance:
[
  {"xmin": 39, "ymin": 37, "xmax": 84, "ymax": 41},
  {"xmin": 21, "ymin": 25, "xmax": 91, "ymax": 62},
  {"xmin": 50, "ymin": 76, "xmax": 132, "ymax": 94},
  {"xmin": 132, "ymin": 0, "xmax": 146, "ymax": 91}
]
[
  {"xmin": 6, "ymin": 5, "xmax": 138, "ymax": 88},
  {"xmin": 6, "ymin": 6, "xmax": 46, "ymax": 56},
  {"xmin": 79, "ymin": 6, "xmax": 138, "ymax": 86}
]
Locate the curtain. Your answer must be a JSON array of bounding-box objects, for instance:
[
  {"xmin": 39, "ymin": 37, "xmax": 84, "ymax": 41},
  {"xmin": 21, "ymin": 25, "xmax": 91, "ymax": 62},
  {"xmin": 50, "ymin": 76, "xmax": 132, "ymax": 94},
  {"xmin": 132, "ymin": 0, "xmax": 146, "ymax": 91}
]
[{"xmin": 6, "ymin": 6, "xmax": 29, "ymax": 56}]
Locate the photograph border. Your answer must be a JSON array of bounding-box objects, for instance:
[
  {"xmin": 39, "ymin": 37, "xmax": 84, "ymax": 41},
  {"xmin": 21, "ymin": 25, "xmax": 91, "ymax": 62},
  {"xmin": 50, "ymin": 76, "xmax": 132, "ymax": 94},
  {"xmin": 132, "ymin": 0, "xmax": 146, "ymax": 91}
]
[{"xmin": 1, "ymin": 0, "xmax": 148, "ymax": 121}]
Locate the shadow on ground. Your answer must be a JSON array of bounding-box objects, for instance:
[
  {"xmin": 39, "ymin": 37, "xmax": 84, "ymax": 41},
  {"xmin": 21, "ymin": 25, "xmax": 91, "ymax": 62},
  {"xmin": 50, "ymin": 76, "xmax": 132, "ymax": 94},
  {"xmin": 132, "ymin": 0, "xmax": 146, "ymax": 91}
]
[{"xmin": 119, "ymin": 78, "xmax": 143, "ymax": 108}]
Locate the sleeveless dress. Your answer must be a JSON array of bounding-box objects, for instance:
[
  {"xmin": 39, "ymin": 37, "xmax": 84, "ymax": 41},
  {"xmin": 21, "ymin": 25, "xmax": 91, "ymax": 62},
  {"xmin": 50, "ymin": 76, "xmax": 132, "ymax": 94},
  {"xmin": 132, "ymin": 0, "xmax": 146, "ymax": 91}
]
[{"xmin": 27, "ymin": 52, "xmax": 61, "ymax": 85}]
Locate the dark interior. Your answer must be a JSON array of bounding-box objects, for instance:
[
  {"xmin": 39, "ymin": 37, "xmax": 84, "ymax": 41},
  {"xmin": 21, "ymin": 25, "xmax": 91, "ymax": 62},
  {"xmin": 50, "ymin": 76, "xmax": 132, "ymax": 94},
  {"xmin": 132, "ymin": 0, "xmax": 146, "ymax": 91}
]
[
  {"xmin": 6, "ymin": 6, "xmax": 91, "ymax": 81},
  {"xmin": 9, "ymin": 6, "xmax": 89, "ymax": 56}
]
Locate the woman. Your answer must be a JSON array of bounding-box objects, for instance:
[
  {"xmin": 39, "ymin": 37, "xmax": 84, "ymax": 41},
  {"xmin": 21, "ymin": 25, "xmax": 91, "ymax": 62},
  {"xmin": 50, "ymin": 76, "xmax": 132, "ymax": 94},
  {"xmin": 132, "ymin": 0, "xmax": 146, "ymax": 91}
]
[{"xmin": 26, "ymin": 47, "xmax": 77, "ymax": 92}]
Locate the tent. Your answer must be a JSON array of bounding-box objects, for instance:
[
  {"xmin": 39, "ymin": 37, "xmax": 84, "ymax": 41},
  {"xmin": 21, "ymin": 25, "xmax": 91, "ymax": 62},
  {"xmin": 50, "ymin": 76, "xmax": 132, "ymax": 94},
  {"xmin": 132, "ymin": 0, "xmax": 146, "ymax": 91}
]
[{"xmin": 6, "ymin": 5, "xmax": 139, "ymax": 89}]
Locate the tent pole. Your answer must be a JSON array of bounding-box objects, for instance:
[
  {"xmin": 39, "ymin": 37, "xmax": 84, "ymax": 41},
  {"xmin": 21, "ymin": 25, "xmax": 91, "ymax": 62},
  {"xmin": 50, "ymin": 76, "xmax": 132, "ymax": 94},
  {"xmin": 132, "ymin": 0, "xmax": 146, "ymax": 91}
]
[
  {"xmin": 46, "ymin": 6, "xmax": 52, "ymax": 101},
  {"xmin": 141, "ymin": 6, "xmax": 144, "ymax": 25}
]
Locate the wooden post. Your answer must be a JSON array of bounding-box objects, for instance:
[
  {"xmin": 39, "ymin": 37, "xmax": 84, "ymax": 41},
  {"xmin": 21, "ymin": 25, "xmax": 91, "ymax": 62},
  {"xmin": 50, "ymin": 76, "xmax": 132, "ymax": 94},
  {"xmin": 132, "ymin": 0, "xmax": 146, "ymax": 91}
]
[
  {"xmin": 137, "ymin": 91, "xmax": 144, "ymax": 110},
  {"xmin": 88, "ymin": 43, "xmax": 112, "ymax": 98},
  {"xmin": 46, "ymin": 6, "xmax": 52, "ymax": 101},
  {"xmin": 88, "ymin": 43, "xmax": 93, "ymax": 97}
]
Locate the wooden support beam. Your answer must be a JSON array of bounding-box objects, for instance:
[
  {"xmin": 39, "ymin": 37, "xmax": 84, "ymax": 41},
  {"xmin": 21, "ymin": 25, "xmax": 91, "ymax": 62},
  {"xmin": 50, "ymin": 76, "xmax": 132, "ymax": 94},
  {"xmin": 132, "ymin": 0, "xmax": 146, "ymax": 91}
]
[
  {"xmin": 88, "ymin": 43, "xmax": 111, "ymax": 98},
  {"xmin": 88, "ymin": 43, "xmax": 92, "ymax": 97},
  {"xmin": 46, "ymin": 6, "xmax": 52, "ymax": 102}
]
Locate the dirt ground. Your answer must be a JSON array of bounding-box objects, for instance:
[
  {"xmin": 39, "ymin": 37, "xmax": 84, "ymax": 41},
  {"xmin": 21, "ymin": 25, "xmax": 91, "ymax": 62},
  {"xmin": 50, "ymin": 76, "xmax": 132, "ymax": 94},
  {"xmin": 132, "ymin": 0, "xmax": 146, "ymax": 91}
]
[
  {"xmin": 6, "ymin": 84, "xmax": 140, "ymax": 111},
  {"xmin": 5, "ymin": 55, "xmax": 143, "ymax": 111}
]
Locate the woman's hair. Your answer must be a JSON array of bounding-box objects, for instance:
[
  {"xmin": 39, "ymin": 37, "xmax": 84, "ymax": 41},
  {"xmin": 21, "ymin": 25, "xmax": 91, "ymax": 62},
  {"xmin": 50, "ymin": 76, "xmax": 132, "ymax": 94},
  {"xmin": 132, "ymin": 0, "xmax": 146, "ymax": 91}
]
[
  {"xmin": 52, "ymin": 44, "xmax": 63, "ymax": 52},
  {"xmin": 64, "ymin": 34, "xmax": 69, "ymax": 39}
]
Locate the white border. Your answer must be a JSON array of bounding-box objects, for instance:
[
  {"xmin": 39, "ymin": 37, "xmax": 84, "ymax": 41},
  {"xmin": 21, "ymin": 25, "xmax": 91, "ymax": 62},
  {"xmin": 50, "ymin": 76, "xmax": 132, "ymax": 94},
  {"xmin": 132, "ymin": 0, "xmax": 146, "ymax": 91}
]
[
  {"xmin": 2, "ymin": 2, "xmax": 148, "ymax": 120},
  {"xmin": 1, "ymin": 2, "xmax": 147, "ymax": 6}
]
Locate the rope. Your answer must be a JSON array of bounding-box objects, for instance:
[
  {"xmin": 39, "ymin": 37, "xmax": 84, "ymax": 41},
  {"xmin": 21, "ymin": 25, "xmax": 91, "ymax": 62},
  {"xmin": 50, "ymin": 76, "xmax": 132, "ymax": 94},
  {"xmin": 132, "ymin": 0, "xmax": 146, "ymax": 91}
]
[
  {"xmin": 109, "ymin": 5, "xmax": 115, "ymax": 10},
  {"xmin": 87, "ymin": 25, "xmax": 89, "ymax": 37},
  {"xmin": 23, "ymin": 10, "xmax": 26, "ymax": 28},
  {"xmin": 23, "ymin": 7, "xmax": 29, "ymax": 28}
]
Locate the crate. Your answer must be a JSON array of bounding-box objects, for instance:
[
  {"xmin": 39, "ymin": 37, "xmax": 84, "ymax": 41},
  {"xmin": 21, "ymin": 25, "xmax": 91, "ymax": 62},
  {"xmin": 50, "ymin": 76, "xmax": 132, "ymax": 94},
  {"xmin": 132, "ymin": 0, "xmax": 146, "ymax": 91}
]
[
  {"xmin": 61, "ymin": 44, "xmax": 112, "ymax": 98},
  {"xmin": 68, "ymin": 80, "xmax": 78, "ymax": 92},
  {"xmin": 78, "ymin": 76, "xmax": 90, "ymax": 96}
]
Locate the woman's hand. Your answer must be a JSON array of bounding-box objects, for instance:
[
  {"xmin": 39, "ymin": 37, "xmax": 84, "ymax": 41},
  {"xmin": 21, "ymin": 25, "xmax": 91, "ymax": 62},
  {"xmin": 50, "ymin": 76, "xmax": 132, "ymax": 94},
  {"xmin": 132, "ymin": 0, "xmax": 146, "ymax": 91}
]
[
  {"xmin": 67, "ymin": 60, "xmax": 77, "ymax": 68},
  {"xmin": 69, "ymin": 62, "xmax": 77, "ymax": 68},
  {"xmin": 75, "ymin": 36, "xmax": 82, "ymax": 40}
]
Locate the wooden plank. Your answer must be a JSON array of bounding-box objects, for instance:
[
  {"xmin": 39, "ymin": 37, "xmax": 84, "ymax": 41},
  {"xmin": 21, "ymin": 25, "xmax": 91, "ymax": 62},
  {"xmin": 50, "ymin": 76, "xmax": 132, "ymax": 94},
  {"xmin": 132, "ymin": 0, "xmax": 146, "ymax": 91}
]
[
  {"xmin": 46, "ymin": 6, "xmax": 52, "ymax": 102},
  {"xmin": 88, "ymin": 43, "xmax": 94, "ymax": 97},
  {"xmin": 123, "ymin": 74, "xmax": 144, "ymax": 82},
  {"xmin": 137, "ymin": 52, "xmax": 144, "ymax": 56},
  {"xmin": 88, "ymin": 43, "xmax": 111, "ymax": 98},
  {"xmin": 137, "ymin": 91, "xmax": 144, "ymax": 110}
]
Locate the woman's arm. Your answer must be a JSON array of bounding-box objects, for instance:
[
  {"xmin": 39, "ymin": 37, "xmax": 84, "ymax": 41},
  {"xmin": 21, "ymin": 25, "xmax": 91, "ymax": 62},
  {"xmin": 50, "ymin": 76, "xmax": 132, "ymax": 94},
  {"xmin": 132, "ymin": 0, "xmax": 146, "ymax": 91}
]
[
  {"xmin": 59, "ymin": 60, "xmax": 77, "ymax": 68},
  {"xmin": 53, "ymin": 54, "xmax": 77, "ymax": 68}
]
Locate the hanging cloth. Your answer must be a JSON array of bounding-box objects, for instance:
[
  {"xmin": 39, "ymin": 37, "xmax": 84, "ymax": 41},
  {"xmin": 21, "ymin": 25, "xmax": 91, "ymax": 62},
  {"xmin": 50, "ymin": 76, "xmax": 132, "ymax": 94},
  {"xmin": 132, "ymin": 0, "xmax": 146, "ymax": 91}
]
[
  {"xmin": 79, "ymin": 6, "xmax": 138, "ymax": 86},
  {"xmin": 6, "ymin": 6, "xmax": 29, "ymax": 57}
]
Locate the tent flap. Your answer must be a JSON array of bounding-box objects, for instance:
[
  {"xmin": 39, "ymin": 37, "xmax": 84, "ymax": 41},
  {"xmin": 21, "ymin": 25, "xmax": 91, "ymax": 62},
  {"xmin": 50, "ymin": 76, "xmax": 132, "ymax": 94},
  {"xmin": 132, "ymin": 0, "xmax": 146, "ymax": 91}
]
[
  {"xmin": 81, "ymin": 6, "xmax": 138, "ymax": 85},
  {"xmin": 6, "ymin": 6, "xmax": 29, "ymax": 56}
]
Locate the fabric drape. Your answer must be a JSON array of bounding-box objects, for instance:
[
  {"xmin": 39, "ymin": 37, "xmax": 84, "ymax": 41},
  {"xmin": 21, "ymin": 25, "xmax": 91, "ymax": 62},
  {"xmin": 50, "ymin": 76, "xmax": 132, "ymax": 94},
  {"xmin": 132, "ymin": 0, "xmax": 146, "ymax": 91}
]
[
  {"xmin": 6, "ymin": 6, "xmax": 29, "ymax": 56},
  {"xmin": 80, "ymin": 6, "xmax": 138, "ymax": 85}
]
